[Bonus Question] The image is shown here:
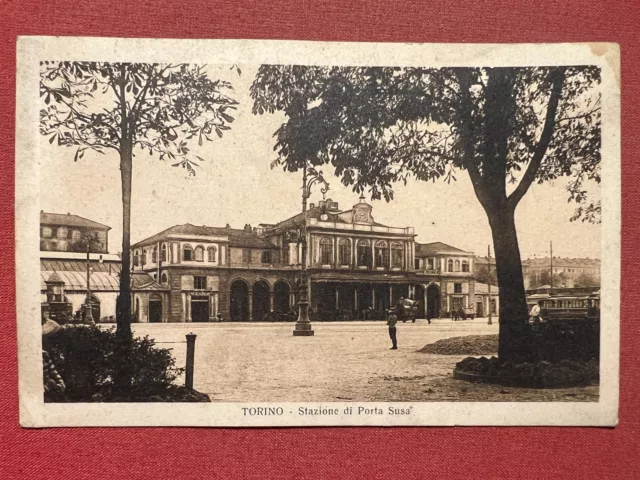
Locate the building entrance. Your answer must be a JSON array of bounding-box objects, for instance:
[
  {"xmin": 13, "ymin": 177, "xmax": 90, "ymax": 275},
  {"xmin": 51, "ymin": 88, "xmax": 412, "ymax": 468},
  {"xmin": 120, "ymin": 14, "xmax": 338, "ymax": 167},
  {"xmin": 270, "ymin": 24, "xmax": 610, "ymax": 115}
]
[
  {"xmin": 230, "ymin": 280, "xmax": 249, "ymax": 321},
  {"xmin": 415, "ymin": 284, "xmax": 426, "ymax": 318},
  {"xmin": 427, "ymin": 284, "xmax": 440, "ymax": 319},
  {"xmin": 149, "ymin": 296, "xmax": 162, "ymax": 323},
  {"xmin": 252, "ymin": 280, "xmax": 270, "ymax": 321},
  {"xmin": 274, "ymin": 281, "xmax": 291, "ymax": 312},
  {"xmin": 191, "ymin": 296, "xmax": 210, "ymax": 322},
  {"xmin": 475, "ymin": 296, "xmax": 484, "ymax": 317}
]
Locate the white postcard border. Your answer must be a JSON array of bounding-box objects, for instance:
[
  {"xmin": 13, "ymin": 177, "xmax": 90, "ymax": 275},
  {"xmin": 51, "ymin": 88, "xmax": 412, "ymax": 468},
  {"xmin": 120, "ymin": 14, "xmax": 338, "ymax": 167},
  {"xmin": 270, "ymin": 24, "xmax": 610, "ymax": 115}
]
[{"xmin": 16, "ymin": 37, "xmax": 620, "ymax": 427}]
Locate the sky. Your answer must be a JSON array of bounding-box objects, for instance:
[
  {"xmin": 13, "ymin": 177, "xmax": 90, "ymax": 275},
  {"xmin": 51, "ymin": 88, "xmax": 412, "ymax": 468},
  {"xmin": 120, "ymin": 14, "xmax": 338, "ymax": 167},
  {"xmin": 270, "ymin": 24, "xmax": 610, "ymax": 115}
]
[{"xmin": 39, "ymin": 64, "xmax": 601, "ymax": 260}]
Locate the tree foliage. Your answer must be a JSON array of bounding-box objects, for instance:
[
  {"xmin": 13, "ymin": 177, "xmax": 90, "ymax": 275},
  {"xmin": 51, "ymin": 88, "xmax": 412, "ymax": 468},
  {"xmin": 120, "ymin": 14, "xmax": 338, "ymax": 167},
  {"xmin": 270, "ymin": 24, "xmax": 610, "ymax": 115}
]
[
  {"xmin": 251, "ymin": 64, "xmax": 601, "ymax": 360},
  {"xmin": 40, "ymin": 62, "xmax": 238, "ymax": 174},
  {"xmin": 40, "ymin": 61, "xmax": 237, "ymax": 346},
  {"xmin": 251, "ymin": 65, "xmax": 600, "ymax": 218}
]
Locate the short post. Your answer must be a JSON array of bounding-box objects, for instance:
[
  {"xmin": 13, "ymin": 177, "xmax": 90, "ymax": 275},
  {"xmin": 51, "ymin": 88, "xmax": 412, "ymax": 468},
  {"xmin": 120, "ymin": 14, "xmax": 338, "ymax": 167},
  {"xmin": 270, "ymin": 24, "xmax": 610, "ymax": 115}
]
[{"xmin": 185, "ymin": 332, "xmax": 197, "ymax": 390}]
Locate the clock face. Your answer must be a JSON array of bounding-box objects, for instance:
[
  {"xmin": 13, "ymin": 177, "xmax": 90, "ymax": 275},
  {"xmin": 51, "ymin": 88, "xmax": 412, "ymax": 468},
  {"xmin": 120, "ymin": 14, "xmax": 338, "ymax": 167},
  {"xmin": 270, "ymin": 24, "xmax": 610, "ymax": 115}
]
[
  {"xmin": 354, "ymin": 210, "xmax": 368, "ymax": 223},
  {"xmin": 320, "ymin": 213, "xmax": 329, "ymax": 221}
]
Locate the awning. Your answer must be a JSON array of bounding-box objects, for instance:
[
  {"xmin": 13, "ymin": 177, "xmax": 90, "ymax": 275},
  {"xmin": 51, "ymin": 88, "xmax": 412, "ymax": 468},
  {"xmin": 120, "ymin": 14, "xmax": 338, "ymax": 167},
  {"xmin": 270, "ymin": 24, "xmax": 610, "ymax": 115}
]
[{"xmin": 41, "ymin": 270, "xmax": 168, "ymax": 292}]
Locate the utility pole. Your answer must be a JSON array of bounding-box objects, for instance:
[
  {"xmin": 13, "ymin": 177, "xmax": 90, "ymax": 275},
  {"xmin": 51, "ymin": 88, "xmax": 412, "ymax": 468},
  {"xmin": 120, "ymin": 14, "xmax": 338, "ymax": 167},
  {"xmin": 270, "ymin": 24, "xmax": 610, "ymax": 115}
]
[
  {"xmin": 550, "ymin": 240, "xmax": 554, "ymax": 290},
  {"xmin": 84, "ymin": 242, "xmax": 95, "ymax": 324},
  {"xmin": 487, "ymin": 245, "xmax": 492, "ymax": 325}
]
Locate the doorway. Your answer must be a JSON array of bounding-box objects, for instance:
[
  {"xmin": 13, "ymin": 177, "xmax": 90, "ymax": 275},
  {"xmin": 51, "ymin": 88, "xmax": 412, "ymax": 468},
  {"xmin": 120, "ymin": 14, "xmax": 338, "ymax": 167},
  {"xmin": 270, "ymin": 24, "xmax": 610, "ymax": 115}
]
[
  {"xmin": 426, "ymin": 284, "xmax": 440, "ymax": 319},
  {"xmin": 252, "ymin": 280, "xmax": 270, "ymax": 321},
  {"xmin": 149, "ymin": 296, "xmax": 163, "ymax": 323},
  {"xmin": 230, "ymin": 280, "xmax": 249, "ymax": 321},
  {"xmin": 191, "ymin": 297, "xmax": 210, "ymax": 322}
]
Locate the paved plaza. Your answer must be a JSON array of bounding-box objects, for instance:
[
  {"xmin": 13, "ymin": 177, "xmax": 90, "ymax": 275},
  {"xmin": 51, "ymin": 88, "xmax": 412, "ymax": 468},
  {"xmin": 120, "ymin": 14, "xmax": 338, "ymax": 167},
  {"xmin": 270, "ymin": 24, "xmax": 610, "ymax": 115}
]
[{"xmin": 131, "ymin": 318, "xmax": 598, "ymax": 402}]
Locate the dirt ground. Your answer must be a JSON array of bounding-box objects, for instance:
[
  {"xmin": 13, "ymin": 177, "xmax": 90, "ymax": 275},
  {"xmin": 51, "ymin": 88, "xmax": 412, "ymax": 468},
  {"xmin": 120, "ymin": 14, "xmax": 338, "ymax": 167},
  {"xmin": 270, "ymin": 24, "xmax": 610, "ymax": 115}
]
[{"xmin": 131, "ymin": 318, "xmax": 598, "ymax": 402}]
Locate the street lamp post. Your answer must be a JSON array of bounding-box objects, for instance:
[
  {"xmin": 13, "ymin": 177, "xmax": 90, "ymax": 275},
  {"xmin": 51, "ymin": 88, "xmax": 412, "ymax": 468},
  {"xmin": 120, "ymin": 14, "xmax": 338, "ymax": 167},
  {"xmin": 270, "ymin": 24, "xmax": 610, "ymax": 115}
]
[{"xmin": 293, "ymin": 164, "xmax": 329, "ymax": 337}]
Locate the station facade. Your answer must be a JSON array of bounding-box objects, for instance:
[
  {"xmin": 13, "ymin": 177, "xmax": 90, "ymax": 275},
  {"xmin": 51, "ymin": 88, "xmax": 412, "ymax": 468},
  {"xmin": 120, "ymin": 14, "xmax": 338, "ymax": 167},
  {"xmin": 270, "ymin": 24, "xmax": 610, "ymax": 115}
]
[{"xmin": 131, "ymin": 196, "xmax": 479, "ymax": 322}]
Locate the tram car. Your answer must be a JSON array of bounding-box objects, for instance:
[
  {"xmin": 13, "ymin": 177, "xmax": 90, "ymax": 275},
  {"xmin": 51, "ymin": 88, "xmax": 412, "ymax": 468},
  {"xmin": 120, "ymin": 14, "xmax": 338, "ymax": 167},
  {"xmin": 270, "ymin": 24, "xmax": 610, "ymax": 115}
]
[{"xmin": 529, "ymin": 288, "xmax": 600, "ymax": 322}]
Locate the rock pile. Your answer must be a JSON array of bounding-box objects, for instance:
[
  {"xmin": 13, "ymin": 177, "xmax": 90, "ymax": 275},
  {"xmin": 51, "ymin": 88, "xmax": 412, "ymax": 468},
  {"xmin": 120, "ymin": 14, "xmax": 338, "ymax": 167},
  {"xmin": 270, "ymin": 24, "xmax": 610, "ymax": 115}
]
[
  {"xmin": 419, "ymin": 335, "xmax": 499, "ymax": 355},
  {"xmin": 454, "ymin": 356, "xmax": 599, "ymax": 388}
]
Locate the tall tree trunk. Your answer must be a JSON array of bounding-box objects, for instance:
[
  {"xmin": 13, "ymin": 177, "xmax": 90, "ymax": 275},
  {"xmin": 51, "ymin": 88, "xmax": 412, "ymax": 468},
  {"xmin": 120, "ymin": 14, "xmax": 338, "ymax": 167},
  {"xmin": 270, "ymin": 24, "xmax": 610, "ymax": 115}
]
[
  {"xmin": 487, "ymin": 204, "xmax": 533, "ymax": 362},
  {"xmin": 113, "ymin": 142, "xmax": 134, "ymax": 395},
  {"xmin": 116, "ymin": 143, "xmax": 133, "ymax": 340}
]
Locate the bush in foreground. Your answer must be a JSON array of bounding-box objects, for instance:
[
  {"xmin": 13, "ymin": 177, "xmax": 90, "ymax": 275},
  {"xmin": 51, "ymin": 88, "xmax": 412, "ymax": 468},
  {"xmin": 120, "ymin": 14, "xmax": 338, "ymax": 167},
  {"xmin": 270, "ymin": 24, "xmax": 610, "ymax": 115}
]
[{"xmin": 43, "ymin": 325, "xmax": 210, "ymax": 402}]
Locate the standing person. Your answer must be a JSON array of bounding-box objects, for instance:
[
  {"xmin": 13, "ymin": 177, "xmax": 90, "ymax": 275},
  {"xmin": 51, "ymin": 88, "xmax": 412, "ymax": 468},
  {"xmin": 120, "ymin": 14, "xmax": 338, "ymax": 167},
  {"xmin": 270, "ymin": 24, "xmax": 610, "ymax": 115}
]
[
  {"xmin": 395, "ymin": 296, "xmax": 405, "ymax": 322},
  {"xmin": 529, "ymin": 301, "xmax": 542, "ymax": 325},
  {"xmin": 387, "ymin": 308, "xmax": 398, "ymax": 350}
]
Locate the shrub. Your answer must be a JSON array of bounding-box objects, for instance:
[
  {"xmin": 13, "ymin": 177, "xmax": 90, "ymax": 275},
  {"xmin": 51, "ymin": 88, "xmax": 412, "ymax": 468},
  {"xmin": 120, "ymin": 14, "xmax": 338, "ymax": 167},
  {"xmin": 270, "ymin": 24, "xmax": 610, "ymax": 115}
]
[{"xmin": 44, "ymin": 325, "xmax": 185, "ymax": 402}]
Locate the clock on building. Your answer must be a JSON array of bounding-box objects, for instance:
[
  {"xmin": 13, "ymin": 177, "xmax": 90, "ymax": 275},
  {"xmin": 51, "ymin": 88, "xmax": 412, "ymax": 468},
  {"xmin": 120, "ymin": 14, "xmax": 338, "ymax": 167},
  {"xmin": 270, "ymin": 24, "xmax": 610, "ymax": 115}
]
[
  {"xmin": 320, "ymin": 213, "xmax": 329, "ymax": 221},
  {"xmin": 354, "ymin": 209, "xmax": 369, "ymax": 223}
]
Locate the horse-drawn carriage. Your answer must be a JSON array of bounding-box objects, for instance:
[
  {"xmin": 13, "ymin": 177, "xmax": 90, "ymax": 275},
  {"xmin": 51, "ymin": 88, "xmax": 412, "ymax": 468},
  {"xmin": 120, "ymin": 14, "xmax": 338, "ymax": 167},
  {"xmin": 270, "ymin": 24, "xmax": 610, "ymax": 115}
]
[{"xmin": 397, "ymin": 298, "xmax": 419, "ymax": 323}]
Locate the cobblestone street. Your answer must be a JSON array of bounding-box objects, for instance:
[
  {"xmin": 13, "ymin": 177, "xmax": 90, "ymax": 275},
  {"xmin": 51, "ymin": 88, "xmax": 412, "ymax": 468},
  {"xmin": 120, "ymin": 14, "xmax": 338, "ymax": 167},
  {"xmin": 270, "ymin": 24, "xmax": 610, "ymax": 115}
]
[{"xmin": 132, "ymin": 318, "xmax": 598, "ymax": 402}]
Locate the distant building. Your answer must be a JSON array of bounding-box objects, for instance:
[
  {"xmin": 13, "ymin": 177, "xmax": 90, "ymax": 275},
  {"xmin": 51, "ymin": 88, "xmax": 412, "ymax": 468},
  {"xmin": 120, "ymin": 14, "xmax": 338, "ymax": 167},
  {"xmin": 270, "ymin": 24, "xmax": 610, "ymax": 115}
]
[
  {"xmin": 40, "ymin": 211, "xmax": 110, "ymax": 253},
  {"xmin": 40, "ymin": 214, "xmax": 167, "ymax": 323},
  {"xmin": 40, "ymin": 197, "xmax": 489, "ymax": 323},
  {"xmin": 131, "ymin": 196, "xmax": 478, "ymax": 322},
  {"xmin": 473, "ymin": 254, "xmax": 600, "ymax": 290},
  {"xmin": 473, "ymin": 282, "xmax": 499, "ymax": 317},
  {"xmin": 414, "ymin": 242, "xmax": 475, "ymax": 317},
  {"xmin": 522, "ymin": 257, "xmax": 601, "ymax": 288}
]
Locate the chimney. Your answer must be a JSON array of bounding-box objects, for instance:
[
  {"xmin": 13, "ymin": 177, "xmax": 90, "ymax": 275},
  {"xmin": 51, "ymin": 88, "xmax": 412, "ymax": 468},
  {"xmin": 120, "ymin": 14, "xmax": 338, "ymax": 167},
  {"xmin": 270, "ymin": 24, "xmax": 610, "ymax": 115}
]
[
  {"xmin": 244, "ymin": 224, "xmax": 252, "ymax": 233},
  {"xmin": 225, "ymin": 223, "xmax": 231, "ymax": 229}
]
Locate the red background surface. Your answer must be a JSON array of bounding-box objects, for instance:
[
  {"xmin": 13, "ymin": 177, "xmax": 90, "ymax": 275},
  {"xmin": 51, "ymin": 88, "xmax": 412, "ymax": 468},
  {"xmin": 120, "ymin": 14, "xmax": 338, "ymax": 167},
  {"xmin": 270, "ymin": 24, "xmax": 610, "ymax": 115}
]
[{"xmin": 1, "ymin": 1, "xmax": 638, "ymax": 479}]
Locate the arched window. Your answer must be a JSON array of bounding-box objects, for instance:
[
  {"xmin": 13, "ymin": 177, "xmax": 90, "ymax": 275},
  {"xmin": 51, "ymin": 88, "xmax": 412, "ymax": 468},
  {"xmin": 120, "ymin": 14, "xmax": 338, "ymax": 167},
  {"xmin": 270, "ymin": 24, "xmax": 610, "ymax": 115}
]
[
  {"xmin": 161, "ymin": 272, "xmax": 168, "ymax": 284},
  {"xmin": 282, "ymin": 244, "xmax": 290, "ymax": 265},
  {"xmin": 208, "ymin": 246, "xmax": 217, "ymax": 262},
  {"xmin": 141, "ymin": 248, "xmax": 147, "ymax": 266},
  {"xmin": 194, "ymin": 245, "xmax": 205, "ymax": 262},
  {"xmin": 151, "ymin": 246, "xmax": 157, "ymax": 263},
  {"xmin": 320, "ymin": 237, "xmax": 333, "ymax": 265},
  {"xmin": 447, "ymin": 259, "xmax": 454, "ymax": 272},
  {"xmin": 462, "ymin": 260, "xmax": 469, "ymax": 272},
  {"xmin": 57, "ymin": 226, "xmax": 68, "ymax": 239},
  {"xmin": 183, "ymin": 244, "xmax": 193, "ymax": 261},
  {"xmin": 391, "ymin": 242, "xmax": 403, "ymax": 268},
  {"xmin": 133, "ymin": 249, "xmax": 140, "ymax": 267},
  {"xmin": 375, "ymin": 240, "xmax": 389, "ymax": 267},
  {"xmin": 72, "ymin": 230, "xmax": 81, "ymax": 241},
  {"xmin": 455, "ymin": 260, "xmax": 461, "ymax": 272},
  {"xmin": 41, "ymin": 227, "xmax": 52, "ymax": 238},
  {"xmin": 161, "ymin": 243, "xmax": 167, "ymax": 262},
  {"xmin": 357, "ymin": 239, "xmax": 371, "ymax": 267},
  {"xmin": 338, "ymin": 238, "xmax": 351, "ymax": 265}
]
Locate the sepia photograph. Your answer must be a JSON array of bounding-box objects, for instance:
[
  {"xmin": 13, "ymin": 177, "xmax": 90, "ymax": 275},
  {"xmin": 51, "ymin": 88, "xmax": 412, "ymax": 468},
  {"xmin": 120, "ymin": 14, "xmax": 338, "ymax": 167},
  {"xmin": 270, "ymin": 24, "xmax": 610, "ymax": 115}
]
[{"xmin": 16, "ymin": 38, "xmax": 620, "ymax": 427}]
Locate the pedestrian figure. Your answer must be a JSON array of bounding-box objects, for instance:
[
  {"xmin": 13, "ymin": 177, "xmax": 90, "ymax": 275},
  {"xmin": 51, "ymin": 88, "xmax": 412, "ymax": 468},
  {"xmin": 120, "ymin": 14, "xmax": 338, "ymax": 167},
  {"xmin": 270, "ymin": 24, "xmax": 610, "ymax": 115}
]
[
  {"xmin": 529, "ymin": 301, "xmax": 542, "ymax": 325},
  {"xmin": 387, "ymin": 308, "xmax": 398, "ymax": 350}
]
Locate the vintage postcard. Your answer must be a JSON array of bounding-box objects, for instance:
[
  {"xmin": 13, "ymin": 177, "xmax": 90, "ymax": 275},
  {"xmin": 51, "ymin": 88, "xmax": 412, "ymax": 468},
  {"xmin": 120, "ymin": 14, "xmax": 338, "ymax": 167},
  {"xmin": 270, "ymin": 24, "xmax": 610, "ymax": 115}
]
[{"xmin": 16, "ymin": 37, "xmax": 620, "ymax": 427}]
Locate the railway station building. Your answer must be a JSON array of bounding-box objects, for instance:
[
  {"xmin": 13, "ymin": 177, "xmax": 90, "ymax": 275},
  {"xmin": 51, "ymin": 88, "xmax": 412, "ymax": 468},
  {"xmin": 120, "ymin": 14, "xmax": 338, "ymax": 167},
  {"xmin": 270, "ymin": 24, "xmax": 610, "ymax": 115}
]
[{"xmin": 131, "ymin": 195, "xmax": 480, "ymax": 322}]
